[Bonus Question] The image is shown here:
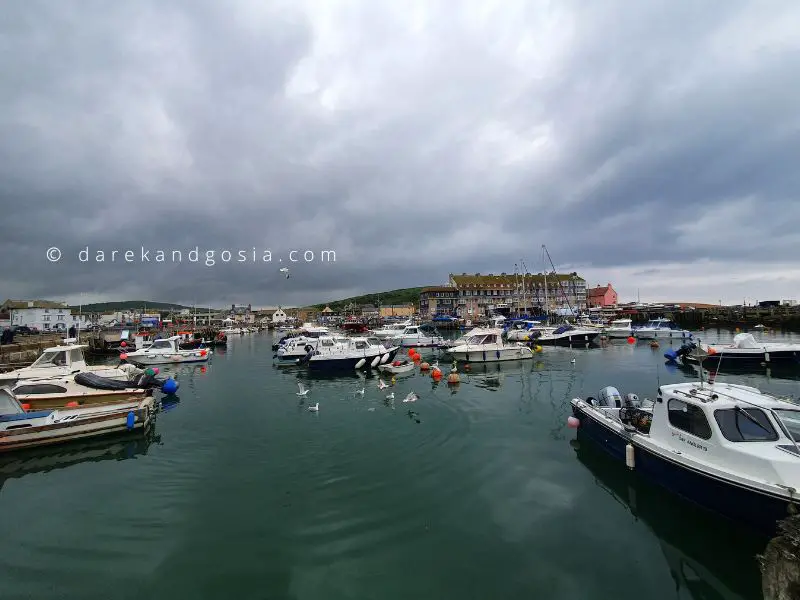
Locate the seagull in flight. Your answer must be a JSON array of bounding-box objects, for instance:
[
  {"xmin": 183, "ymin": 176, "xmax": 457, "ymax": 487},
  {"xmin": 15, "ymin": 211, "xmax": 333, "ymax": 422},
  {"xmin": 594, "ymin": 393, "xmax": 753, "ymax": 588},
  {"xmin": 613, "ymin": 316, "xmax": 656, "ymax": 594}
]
[
  {"xmin": 377, "ymin": 379, "xmax": 388, "ymax": 390},
  {"xmin": 279, "ymin": 267, "xmax": 290, "ymax": 279},
  {"xmin": 296, "ymin": 382, "xmax": 309, "ymax": 396}
]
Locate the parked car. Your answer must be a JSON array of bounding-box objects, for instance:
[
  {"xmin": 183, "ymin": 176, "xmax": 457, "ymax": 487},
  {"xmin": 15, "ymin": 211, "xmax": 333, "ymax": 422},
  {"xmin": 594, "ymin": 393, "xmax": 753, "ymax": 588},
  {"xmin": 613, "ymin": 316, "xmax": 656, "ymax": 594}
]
[{"xmin": 12, "ymin": 325, "xmax": 38, "ymax": 335}]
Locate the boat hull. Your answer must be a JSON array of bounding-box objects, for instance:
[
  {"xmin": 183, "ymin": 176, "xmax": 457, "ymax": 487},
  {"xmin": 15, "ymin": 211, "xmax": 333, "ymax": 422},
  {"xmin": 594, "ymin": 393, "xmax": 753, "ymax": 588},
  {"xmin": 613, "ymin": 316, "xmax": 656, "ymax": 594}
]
[
  {"xmin": 604, "ymin": 328, "xmax": 633, "ymax": 338},
  {"xmin": 125, "ymin": 352, "xmax": 210, "ymax": 366},
  {"xmin": 395, "ymin": 337, "xmax": 443, "ymax": 348},
  {"xmin": 308, "ymin": 348, "xmax": 399, "ymax": 372},
  {"xmin": 571, "ymin": 403, "xmax": 795, "ymax": 535},
  {"xmin": 446, "ymin": 346, "xmax": 534, "ymax": 362},
  {"xmin": 683, "ymin": 350, "xmax": 800, "ymax": 367},
  {"xmin": 633, "ymin": 329, "xmax": 693, "ymax": 340},
  {"xmin": 0, "ymin": 400, "xmax": 154, "ymax": 453},
  {"xmin": 538, "ymin": 332, "xmax": 600, "ymax": 346}
]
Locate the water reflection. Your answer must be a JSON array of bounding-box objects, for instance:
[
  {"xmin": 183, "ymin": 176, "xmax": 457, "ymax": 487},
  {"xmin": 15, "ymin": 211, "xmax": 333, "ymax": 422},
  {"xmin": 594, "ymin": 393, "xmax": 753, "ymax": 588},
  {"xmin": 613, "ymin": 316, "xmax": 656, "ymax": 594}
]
[
  {"xmin": 0, "ymin": 427, "xmax": 161, "ymax": 492},
  {"xmin": 572, "ymin": 436, "xmax": 766, "ymax": 600}
]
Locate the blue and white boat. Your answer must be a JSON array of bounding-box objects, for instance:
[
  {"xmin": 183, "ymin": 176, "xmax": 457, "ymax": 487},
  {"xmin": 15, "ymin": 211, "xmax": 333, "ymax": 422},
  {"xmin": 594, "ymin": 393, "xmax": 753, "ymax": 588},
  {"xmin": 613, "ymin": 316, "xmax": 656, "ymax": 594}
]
[
  {"xmin": 633, "ymin": 318, "xmax": 692, "ymax": 340},
  {"xmin": 570, "ymin": 381, "xmax": 800, "ymax": 534},
  {"xmin": 274, "ymin": 334, "xmax": 350, "ymax": 364},
  {"xmin": 303, "ymin": 337, "xmax": 400, "ymax": 372}
]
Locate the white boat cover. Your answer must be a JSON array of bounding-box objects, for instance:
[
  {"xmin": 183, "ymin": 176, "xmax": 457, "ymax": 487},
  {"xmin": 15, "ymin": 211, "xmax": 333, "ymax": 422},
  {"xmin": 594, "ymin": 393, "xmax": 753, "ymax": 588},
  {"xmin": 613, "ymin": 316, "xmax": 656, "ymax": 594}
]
[{"xmin": 732, "ymin": 333, "xmax": 760, "ymax": 349}]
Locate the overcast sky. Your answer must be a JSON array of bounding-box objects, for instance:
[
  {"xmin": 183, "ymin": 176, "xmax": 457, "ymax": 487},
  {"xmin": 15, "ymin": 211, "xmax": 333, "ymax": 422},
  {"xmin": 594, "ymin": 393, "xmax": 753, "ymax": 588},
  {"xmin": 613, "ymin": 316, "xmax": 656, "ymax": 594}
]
[{"xmin": 1, "ymin": 0, "xmax": 798, "ymax": 308}]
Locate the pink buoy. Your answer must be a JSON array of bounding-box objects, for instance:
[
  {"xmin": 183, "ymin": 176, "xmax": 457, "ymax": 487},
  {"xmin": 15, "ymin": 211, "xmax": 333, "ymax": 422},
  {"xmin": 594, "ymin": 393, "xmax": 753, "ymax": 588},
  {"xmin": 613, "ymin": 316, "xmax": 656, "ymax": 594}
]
[
  {"xmin": 119, "ymin": 353, "xmax": 128, "ymax": 360},
  {"xmin": 152, "ymin": 367, "xmax": 159, "ymax": 375},
  {"xmin": 120, "ymin": 341, "xmax": 127, "ymax": 347},
  {"xmin": 567, "ymin": 416, "xmax": 580, "ymax": 429}
]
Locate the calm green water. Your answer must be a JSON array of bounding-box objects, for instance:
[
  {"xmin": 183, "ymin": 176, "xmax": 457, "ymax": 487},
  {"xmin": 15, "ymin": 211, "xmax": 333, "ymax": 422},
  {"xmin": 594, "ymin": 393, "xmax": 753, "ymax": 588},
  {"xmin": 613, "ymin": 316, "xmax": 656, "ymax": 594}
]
[{"xmin": 1, "ymin": 330, "xmax": 799, "ymax": 599}]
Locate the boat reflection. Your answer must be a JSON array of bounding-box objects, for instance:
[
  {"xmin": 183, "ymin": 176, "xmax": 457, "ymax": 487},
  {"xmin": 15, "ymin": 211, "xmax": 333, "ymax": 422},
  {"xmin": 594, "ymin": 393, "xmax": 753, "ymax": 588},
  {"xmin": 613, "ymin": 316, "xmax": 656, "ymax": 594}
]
[
  {"xmin": 0, "ymin": 427, "xmax": 160, "ymax": 491},
  {"xmin": 573, "ymin": 436, "xmax": 766, "ymax": 600}
]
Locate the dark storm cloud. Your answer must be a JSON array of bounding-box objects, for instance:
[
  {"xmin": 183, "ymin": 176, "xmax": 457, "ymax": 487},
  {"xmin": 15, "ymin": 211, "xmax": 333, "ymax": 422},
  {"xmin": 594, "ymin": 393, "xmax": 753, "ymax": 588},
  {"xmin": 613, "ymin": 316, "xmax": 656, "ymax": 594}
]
[{"xmin": 1, "ymin": 0, "xmax": 798, "ymax": 306}]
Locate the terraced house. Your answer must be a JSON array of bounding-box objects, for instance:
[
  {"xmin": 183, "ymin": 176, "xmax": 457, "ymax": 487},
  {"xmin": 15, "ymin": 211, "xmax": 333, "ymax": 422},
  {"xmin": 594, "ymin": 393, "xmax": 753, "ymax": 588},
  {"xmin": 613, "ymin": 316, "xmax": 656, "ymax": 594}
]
[{"xmin": 443, "ymin": 272, "xmax": 587, "ymax": 317}]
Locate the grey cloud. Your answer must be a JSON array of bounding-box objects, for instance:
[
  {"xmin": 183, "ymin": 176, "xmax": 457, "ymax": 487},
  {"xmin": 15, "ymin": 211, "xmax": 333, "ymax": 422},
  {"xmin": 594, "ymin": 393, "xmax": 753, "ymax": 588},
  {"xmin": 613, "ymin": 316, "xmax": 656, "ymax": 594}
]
[{"xmin": 1, "ymin": 0, "xmax": 798, "ymax": 306}]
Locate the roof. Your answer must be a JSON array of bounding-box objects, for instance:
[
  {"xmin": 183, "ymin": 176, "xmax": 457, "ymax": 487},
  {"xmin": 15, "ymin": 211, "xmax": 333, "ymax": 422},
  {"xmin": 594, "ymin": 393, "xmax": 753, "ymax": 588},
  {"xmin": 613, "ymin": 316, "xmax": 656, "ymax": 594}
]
[
  {"xmin": 421, "ymin": 286, "xmax": 457, "ymax": 293},
  {"xmin": 588, "ymin": 285, "xmax": 612, "ymax": 298},
  {"xmin": 661, "ymin": 381, "xmax": 799, "ymax": 411},
  {"xmin": 3, "ymin": 299, "xmax": 68, "ymax": 309},
  {"xmin": 449, "ymin": 273, "xmax": 584, "ymax": 288}
]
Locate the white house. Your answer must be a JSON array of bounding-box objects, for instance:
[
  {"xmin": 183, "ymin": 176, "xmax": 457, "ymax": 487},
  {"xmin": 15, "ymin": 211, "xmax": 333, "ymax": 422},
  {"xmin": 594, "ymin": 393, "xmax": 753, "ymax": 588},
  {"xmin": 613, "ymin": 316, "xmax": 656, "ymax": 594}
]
[
  {"xmin": 272, "ymin": 308, "xmax": 288, "ymax": 324},
  {"xmin": 2, "ymin": 300, "xmax": 89, "ymax": 332}
]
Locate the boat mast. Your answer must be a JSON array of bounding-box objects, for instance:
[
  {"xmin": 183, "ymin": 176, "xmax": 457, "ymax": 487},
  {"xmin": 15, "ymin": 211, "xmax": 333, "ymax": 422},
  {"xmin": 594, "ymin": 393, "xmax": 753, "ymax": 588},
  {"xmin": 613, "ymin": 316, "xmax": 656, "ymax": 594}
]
[{"xmin": 542, "ymin": 244, "xmax": 576, "ymax": 320}]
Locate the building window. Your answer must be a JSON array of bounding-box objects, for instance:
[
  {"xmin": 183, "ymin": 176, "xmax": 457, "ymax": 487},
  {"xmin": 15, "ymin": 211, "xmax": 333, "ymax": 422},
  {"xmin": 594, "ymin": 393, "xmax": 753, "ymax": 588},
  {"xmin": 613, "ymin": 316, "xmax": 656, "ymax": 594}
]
[
  {"xmin": 714, "ymin": 408, "xmax": 778, "ymax": 442},
  {"xmin": 667, "ymin": 398, "xmax": 712, "ymax": 440},
  {"xmin": 57, "ymin": 315, "xmax": 64, "ymax": 320},
  {"xmin": 43, "ymin": 316, "xmax": 50, "ymax": 322}
]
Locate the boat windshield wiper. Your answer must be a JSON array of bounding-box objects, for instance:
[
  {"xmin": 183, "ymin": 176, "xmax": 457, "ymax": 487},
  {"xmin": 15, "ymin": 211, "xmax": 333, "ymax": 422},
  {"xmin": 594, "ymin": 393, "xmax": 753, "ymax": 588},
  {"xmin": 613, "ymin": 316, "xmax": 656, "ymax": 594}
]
[{"xmin": 735, "ymin": 405, "xmax": 772, "ymax": 434}]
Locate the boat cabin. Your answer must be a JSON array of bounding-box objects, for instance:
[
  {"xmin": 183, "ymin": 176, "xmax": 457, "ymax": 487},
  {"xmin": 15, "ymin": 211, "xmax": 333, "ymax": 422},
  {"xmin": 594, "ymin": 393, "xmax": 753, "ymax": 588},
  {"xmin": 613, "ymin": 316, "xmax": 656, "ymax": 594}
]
[
  {"xmin": 461, "ymin": 331, "xmax": 503, "ymax": 345},
  {"xmin": 27, "ymin": 344, "xmax": 89, "ymax": 372},
  {"xmin": 130, "ymin": 337, "xmax": 181, "ymax": 354},
  {"xmin": 0, "ymin": 388, "xmax": 50, "ymax": 422},
  {"xmin": 640, "ymin": 318, "xmax": 683, "ymax": 330}
]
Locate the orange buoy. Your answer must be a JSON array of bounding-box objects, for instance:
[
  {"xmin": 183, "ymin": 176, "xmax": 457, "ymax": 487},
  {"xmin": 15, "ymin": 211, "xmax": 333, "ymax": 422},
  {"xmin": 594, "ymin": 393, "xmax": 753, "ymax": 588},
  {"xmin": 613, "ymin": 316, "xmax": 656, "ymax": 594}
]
[
  {"xmin": 447, "ymin": 372, "xmax": 460, "ymax": 384},
  {"xmin": 21, "ymin": 403, "xmax": 31, "ymax": 411},
  {"xmin": 408, "ymin": 348, "xmax": 416, "ymax": 357},
  {"xmin": 431, "ymin": 368, "xmax": 442, "ymax": 380},
  {"xmin": 627, "ymin": 337, "xmax": 635, "ymax": 344},
  {"xmin": 419, "ymin": 362, "xmax": 430, "ymax": 371},
  {"xmin": 66, "ymin": 401, "xmax": 79, "ymax": 408},
  {"xmin": 413, "ymin": 354, "xmax": 421, "ymax": 363},
  {"xmin": 708, "ymin": 347, "xmax": 717, "ymax": 355},
  {"xmin": 649, "ymin": 340, "xmax": 659, "ymax": 348}
]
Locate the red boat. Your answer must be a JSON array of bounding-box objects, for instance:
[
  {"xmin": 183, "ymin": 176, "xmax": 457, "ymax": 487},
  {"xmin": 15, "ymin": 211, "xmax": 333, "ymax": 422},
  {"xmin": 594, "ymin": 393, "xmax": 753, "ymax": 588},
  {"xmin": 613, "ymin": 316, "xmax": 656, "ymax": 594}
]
[{"xmin": 340, "ymin": 321, "xmax": 369, "ymax": 333}]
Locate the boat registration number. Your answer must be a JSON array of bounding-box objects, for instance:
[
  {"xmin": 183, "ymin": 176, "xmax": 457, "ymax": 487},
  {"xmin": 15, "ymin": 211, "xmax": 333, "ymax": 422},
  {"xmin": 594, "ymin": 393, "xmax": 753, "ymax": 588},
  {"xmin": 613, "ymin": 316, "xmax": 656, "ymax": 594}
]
[{"xmin": 671, "ymin": 430, "xmax": 708, "ymax": 452}]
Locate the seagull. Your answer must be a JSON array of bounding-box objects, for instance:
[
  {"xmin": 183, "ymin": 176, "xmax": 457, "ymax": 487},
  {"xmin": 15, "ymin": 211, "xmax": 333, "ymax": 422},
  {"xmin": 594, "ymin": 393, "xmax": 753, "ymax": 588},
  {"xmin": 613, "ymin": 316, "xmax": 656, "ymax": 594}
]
[
  {"xmin": 279, "ymin": 267, "xmax": 290, "ymax": 279},
  {"xmin": 308, "ymin": 403, "xmax": 319, "ymax": 412},
  {"xmin": 402, "ymin": 391, "xmax": 418, "ymax": 403},
  {"xmin": 385, "ymin": 392, "xmax": 395, "ymax": 400},
  {"xmin": 570, "ymin": 358, "xmax": 576, "ymax": 364},
  {"xmin": 377, "ymin": 379, "xmax": 388, "ymax": 390},
  {"xmin": 296, "ymin": 382, "xmax": 309, "ymax": 396},
  {"xmin": 355, "ymin": 386, "xmax": 365, "ymax": 396}
]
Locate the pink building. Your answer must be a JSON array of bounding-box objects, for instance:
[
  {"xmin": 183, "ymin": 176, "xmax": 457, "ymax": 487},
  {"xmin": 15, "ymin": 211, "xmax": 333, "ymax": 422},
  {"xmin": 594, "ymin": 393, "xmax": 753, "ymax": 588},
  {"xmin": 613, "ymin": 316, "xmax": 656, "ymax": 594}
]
[{"xmin": 587, "ymin": 283, "xmax": 618, "ymax": 308}]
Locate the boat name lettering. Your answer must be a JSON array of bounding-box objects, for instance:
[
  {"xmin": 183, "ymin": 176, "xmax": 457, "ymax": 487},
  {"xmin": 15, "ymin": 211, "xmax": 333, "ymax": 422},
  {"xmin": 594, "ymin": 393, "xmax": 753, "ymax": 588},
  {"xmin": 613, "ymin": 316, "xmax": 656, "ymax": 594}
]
[{"xmin": 671, "ymin": 430, "xmax": 708, "ymax": 451}]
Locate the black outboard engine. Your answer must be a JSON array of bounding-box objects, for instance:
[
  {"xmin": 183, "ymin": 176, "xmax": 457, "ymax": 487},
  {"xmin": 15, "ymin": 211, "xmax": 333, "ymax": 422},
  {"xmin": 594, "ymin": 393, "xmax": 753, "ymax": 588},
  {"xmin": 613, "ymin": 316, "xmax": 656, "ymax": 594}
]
[
  {"xmin": 619, "ymin": 392, "xmax": 653, "ymax": 433},
  {"xmin": 664, "ymin": 340, "xmax": 697, "ymax": 362}
]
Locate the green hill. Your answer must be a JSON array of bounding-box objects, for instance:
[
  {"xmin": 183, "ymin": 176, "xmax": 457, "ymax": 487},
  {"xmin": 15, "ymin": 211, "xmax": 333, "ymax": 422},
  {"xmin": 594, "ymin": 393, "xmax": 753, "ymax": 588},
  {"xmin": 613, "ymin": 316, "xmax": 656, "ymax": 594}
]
[
  {"xmin": 68, "ymin": 300, "xmax": 213, "ymax": 313},
  {"xmin": 312, "ymin": 287, "xmax": 423, "ymax": 311}
]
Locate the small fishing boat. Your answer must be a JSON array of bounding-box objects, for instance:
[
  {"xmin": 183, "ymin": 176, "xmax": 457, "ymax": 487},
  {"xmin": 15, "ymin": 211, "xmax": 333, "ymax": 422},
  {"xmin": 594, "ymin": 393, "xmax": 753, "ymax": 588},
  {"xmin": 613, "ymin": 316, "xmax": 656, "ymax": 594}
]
[
  {"xmin": 0, "ymin": 388, "xmax": 155, "ymax": 453},
  {"xmin": 390, "ymin": 324, "xmax": 444, "ymax": 348},
  {"xmin": 0, "ymin": 341, "xmax": 140, "ymax": 387},
  {"xmin": 122, "ymin": 336, "xmax": 211, "ymax": 366},
  {"xmin": 369, "ymin": 320, "xmax": 413, "ymax": 340},
  {"xmin": 10, "ymin": 377, "xmax": 151, "ymax": 410},
  {"xmin": 570, "ymin": 380, "xmax": 800, "ymax": 535},
  {"xmin": 377, "ymin": 359, "xmax": 415, "ymax": 374},
  {"xmin": 668, "ymin": 333, "xmax": 800, "ymax": 368}
]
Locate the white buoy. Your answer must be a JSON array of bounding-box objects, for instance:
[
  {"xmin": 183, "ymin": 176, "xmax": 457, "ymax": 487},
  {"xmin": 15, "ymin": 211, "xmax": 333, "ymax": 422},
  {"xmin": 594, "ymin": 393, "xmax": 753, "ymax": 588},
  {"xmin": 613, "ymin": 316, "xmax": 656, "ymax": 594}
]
[
  {"xmin": 380, "ymin": 353, "xmax": 390, "ymax": 364},
  {"xmin": 625, "ymin": 444, "xmax": 635, "ymax": 470},
  {"xmin": 765, "ymin": 352, "xmax": 770, "ymax": 363},
  {"xmin": 355, "ymin": 358, "xmax": 366, "ymax": 369},
  {"xmin": 371, "ymin": 355, "xmax": 381, "ymax": 368}
]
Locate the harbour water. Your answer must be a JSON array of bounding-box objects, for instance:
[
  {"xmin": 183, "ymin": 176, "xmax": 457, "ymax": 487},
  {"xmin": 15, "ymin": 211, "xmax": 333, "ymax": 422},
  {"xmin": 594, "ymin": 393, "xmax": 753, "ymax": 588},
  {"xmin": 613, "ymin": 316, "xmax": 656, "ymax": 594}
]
[{"xmin": 1, "ymin": 330, "xmax": 798, "ymax": 599}]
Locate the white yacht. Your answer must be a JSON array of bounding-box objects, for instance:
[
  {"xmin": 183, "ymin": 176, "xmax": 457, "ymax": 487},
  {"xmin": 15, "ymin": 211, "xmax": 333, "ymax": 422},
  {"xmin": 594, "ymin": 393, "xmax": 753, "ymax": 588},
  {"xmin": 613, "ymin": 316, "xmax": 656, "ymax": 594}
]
[
  {"xmin": 0, "ymin": 340, "xmax": 139, "ymax": 387},
  {"xmin": 633, "ymin": 318, "xmax": 692, "ymax": 340},
  {"xmin": 445, "ymin": 328, "xmax": 535, "ymax": 362},
  {"xmin": 274, "ymin": 334, "xmax": 350, "ymax": 364},
  {"xmin": 536, "ymin": 324, "xmax": 601, "ymax": 346},
  {"xmin": 603, "ymin": 318, "xmax": 633, "ymax": 338},
  {"xmin": 122, "ymin": 336, "xmax": 211, "ymax": 366},
  {"xmin": 390, "ymin": 324, "xmax": 444, "ymax": 348},
  {"xmin": 369, "ymin": 320, "xmax": 412, "ymax": 340}
]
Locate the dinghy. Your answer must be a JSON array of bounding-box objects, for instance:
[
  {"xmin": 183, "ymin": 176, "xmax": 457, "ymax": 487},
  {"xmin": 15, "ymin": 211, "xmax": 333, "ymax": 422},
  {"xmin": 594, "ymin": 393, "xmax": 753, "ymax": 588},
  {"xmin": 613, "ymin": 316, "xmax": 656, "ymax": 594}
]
[{"xmin": 377, "ymin": 359, "xmax": 415, "ymax": 374}]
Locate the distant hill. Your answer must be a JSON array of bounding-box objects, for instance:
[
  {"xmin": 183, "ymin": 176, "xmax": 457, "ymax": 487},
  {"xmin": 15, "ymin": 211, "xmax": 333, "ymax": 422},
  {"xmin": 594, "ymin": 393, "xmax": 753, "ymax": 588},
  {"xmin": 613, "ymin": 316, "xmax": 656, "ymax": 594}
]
[
  {"xmin": 68, "ymin": 300, "xmax": 214, "ymax": 313},
  {"xmin": 311, "ymin": 287, "xmax": 424, "ymax": 311}
]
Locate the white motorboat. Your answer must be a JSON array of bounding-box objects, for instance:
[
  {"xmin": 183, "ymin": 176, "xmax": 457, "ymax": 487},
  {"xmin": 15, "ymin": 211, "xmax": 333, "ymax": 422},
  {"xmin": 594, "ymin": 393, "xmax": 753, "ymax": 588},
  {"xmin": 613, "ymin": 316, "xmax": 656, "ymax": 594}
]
[
  {"xmin": 0, "ymin": 340, "xmax": 140, "ymax": 387},
  {"xmin": 122, "ymin": 336, "xmax": 211, "ymax": 366},
  {"xmin": 220, "ymin": 327, "xmax": 243, "ymax": 335},
  {"xmin": 505, "ymin": 320, "xmax": 551, "ymax": 341},
  {"xmin": 390, "ymin": 324, "xmax": 444, "ymax": 348},
  {"xmin": 369, "ymin": 320, "xmax": 413, "ymax": 340},
  {"xmin": 274, "ymin": 334, "xmax": 350, "ymax": 364},
  {"xmin": 570, "ymin": 381, "xmax": 800, "ymax": 534},
  {"xmin": 603, "ymin": 318, "xmax": 633, "ymax": 338},
  {"xmin": 0, "ymin": 387, "xmax": 155, "ymax": 453},
  {"xmin": 303, "ymin": 337, "xmax": 400, "ymax": 372},
  {"xmin": 445, "ymin": 328, "xmax": 535, "ymax": 362},
  {"xmin": 633, "ymin": 318, "xmax": 692, "ymax": 340},
  {"xmin": 536, "ymin": 324, "xmax": 601, "ymax": 346}
]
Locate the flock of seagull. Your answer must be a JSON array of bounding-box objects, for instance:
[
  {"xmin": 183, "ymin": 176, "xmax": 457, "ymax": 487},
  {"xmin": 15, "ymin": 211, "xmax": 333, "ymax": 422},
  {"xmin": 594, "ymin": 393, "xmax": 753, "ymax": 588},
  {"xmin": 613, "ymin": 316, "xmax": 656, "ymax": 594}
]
[{"xmin": 295, "ymin": 380, "xmax": 418, "ymax": 413}]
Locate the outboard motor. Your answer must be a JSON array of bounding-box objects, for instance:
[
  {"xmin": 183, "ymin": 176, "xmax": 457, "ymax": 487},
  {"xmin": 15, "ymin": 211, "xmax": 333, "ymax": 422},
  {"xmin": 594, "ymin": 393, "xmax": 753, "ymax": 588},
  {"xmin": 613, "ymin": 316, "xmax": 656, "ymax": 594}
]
[
  {"xmin": 664, "ymin": 341, "xmax": 696, "ymax": 362},
  {"xmin": 597, "ymin": 386, "xmax": 623, "ymax": 408}
]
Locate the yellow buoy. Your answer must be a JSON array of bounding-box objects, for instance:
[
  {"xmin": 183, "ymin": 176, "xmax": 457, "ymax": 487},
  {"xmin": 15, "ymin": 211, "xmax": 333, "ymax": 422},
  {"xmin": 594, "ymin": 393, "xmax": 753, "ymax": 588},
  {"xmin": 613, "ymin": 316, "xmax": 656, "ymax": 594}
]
[{"xmin": 534, "ymin": 345, "xmax": 543, "ymax": 353}]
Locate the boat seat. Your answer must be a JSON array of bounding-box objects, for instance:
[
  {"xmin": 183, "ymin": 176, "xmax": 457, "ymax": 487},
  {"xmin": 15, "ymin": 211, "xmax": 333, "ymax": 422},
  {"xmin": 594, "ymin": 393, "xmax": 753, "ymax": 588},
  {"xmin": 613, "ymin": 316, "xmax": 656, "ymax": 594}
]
[{"xmin": 0, "ymin": 410, "xmax": 51, "ymax": 422}]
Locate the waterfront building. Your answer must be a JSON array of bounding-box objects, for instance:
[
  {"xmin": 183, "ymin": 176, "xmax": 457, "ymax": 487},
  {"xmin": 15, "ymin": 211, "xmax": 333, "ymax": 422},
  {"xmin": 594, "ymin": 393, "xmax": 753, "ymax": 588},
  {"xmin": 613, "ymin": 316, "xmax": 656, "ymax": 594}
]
[
  {"xmin": 380, "ymin": 303, "xmax": 415, "ymax": 318},
  {"xmin": 444, "ymin": 272, "xmax": 587, "ymax": 318},
  {"xmin": 2, "ymin": 299, "xmax": 89, "ymax": 332},
  {"xmin": 419, "ymin": 287, "xmax": 459, "ymax": 318},
  {"xmin": 587, "ymin": 283, "xmax": 618, "ymax": 308}
]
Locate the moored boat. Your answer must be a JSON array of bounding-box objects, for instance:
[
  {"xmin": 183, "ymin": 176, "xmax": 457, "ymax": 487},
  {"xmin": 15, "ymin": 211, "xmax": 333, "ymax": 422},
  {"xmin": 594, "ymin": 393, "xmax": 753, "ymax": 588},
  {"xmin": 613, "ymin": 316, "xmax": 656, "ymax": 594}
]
[
  {"xmin": 633, "ymin": 318, "xmax": 692, "ymax": 340},
  {"xmin": 0, "ymin": 388, "xmax": 155, "ymax": 453},
  {"xmin": 536, "ymin": 324, "xmax": 600, "ymax": 346},
  {"xmin": 377, "ymin": 359, "xmax": 415, "ymax": 374},
  {"xmin": 603, "ymin": 318, "xmax": 633, "ymax": 338},
  {"xmin": 122, "ymin": 336, "xmax": 211, "ymax": 366},
  {"xmin": 570, "ymin": 380, "xmax": 800, "ymax": 534},
  {"xmin": 444, "ymin": 328, "xmax": 535, "ymax": 362},
  {"xmin": 303, "ymin": 337, "xmax": 399, "ymax": 372},
  {"xmin": 390, "ymin": 324, "xmax": 444, "ymax": 348},
  {"xmin": 668, "ymin": 333, "xmax": 800, "ymax": 368}
]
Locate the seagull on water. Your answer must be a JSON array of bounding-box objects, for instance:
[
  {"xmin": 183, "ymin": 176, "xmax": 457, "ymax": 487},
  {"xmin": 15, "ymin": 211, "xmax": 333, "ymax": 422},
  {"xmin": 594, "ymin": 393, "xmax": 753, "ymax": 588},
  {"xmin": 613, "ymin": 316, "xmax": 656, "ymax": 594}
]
[
  {"xmin": 570, "ymin": 358, "xmax": 576, "ymax": 364},
  {"xmin": 377, "ymin": 379, "xmax": 388, "ymax": 390},
  {"xmin": 385, "ymin": 392, "xmax": 395, "ymax": 400},
  {"xmin": 355, "ymin": 386, "xmax": 365, "ymax": 396},
  {"xmin": 402, "ymin": 391, "xmax": 418, "ymax": 403},
  {"xmin": 296, "ymin": 382, "xmax": 309, "ymax": 396},
  {"xmin": 308, "ymin": 403, "xmax": 319, "ymax": 412}
]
